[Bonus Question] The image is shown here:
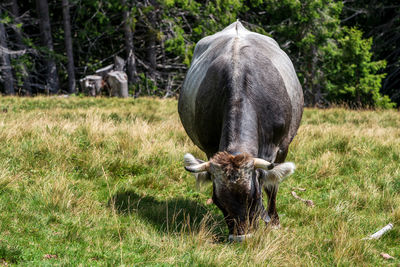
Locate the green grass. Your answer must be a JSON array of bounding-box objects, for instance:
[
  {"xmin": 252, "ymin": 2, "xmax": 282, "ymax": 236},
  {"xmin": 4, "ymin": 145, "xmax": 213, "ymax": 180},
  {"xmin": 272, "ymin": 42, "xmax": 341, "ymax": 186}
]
[{"xmin": 0, "ymin": 96, "xmax": 399, "ymax": 266}]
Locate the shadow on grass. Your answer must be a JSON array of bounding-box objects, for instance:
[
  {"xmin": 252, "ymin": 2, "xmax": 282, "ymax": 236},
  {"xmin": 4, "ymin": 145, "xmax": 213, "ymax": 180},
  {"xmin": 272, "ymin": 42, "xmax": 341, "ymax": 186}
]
[
  {"xmin": 0, "ymin": 243, "xmax": 21, "ymax": 264},
  {"xmin": 109, "ymin": 191, "xmax": 225, "ymax": 238}
]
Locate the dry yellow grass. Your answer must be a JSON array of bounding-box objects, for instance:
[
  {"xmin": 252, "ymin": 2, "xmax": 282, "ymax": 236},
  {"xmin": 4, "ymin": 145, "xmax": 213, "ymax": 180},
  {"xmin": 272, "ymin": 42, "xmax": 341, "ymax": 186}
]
[{"xmin": 0, "ymin": 97, "xmax": 398, "ymax": 265}]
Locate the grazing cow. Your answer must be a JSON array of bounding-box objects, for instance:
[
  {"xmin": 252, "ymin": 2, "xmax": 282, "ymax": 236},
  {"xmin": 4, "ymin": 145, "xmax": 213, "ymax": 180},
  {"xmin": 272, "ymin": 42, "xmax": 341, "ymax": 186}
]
[{"xmin": 178, "ymin": 21, "xmax": 303, "ymax": 241}]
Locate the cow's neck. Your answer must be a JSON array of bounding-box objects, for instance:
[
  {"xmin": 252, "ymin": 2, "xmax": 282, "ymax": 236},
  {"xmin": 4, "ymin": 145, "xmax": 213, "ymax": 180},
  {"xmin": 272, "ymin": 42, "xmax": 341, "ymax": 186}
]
[{"xmin": 219, "ymin": 96, "xmax": 258, "ymax": 156}]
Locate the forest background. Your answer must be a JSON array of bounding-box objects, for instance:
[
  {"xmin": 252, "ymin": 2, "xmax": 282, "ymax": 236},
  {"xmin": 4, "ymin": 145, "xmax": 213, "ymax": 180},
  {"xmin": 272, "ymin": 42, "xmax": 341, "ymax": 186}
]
[{"xmin": 0, "ymin": 0, "xmax": 399, "ymax": 108}]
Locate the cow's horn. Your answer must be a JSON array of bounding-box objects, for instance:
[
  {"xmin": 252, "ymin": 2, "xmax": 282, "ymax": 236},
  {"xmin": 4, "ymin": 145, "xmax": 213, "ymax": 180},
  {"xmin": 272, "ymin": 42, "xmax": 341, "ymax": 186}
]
[
  {"xmin": 253, "ymin": 158, "xmax": 274, "ymax": 170},
  {"xmin": 184, "ymin": 162, "xmax": 210, "ymax": 173}
]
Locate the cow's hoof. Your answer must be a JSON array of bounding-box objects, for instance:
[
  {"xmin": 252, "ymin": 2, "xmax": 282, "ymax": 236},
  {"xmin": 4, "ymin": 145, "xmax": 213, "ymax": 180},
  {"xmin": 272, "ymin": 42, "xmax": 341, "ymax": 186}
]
[
  {"xmin": 264, "ymin": 216, "xmax": 280, "ymax": 229},
  {"xmin": 265, "ymin": 218, "xmax": 280, "ymax": 229}
]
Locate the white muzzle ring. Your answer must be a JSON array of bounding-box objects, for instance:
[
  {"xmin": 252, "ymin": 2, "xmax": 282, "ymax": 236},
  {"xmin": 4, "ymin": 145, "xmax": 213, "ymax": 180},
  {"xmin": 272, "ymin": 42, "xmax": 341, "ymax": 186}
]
[{"xmin": 228, "ymin": 234, "xmax": 252, "ymax": 242}]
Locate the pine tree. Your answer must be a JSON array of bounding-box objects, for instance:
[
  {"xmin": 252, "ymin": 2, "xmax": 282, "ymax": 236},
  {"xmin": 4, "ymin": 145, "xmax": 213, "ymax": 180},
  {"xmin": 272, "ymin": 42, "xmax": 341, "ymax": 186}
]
[
  {"xmin": 0, "ymin": 9, "xmax": 15, "ymax": 95},
  {"xmin": 62, "ymin": 0, "xmax": 76, "ymax": 94},
  {"xmin": 36, "ymin": 0, "xmax": 59, "ymax": 93}
]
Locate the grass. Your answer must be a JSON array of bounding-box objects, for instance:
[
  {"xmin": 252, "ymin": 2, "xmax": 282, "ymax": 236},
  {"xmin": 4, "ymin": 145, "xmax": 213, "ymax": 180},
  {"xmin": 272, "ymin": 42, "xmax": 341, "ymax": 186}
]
[{"xmin": 0, "ymin": 96, "xmax": 399, "ymax": 266}]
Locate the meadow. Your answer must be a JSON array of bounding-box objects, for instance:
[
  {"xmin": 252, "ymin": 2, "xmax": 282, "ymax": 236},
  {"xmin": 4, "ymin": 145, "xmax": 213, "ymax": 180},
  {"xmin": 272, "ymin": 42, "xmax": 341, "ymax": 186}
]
[{"xmin": 0, "ymin": 96, "xmax": 399, "ymax": 266}]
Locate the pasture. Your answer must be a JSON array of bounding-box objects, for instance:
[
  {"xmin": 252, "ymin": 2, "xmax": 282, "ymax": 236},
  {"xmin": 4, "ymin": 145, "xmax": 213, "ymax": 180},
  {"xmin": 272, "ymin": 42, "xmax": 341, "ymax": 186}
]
[{"xmin": 0, "ymin": 97, "xmax": 399, "ymax": 266}]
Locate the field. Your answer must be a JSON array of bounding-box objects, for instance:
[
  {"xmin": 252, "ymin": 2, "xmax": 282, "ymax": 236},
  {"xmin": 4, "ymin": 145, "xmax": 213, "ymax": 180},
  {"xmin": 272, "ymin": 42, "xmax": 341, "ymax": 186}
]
[{"xmin": 0, "ymin": 97, "xmax": 399, "ymax": 266}]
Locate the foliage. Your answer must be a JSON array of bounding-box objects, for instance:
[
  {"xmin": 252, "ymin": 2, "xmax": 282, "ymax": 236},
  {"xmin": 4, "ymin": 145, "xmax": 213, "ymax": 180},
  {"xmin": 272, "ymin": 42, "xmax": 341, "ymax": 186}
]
[
  {"xmin": 10, "ymin": 54, "xmax": 33, "ymax": 88},
  {"xmin": 0, "ymin": 0, "xmax": 397, "ymax": 107},
  {"xmin": 0, "ymin": 97, "xmax": 399, "ymax": 265},
  {"xmin": 340, "ymin": 0, "xmax": 400, "ymax": 105},
  {"xmin": 323, "ymin": 27, "xmax": 394, "ymax": 108},
  {"xmin": 239, "ymin": 0, "xmax": 394, "ymax": 108}
]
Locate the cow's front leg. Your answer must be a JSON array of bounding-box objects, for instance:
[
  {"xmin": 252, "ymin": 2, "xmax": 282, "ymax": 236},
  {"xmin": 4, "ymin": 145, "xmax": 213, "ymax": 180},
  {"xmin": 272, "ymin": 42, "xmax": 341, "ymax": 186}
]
[{"xmin": 264, "ymin": 184, "xmax": 280, "ymax": 228}]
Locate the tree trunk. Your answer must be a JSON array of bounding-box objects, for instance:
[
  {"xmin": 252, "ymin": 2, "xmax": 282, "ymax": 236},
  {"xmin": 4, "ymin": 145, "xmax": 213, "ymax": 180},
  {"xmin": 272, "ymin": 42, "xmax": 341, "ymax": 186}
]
[
  {"xmin": 62, "ymin": 0, "xmax": 76, "ymax": 94},
  {"xmin": 147, "ymin": 33, "xmax": 156, "ymax": 74},
  {"xmin": 0, "ymin": 9, "xmax": 15, "ymax": 95},
  {"xmin": 309, "ymin": 44, "xmax": 320, "ymax": 106},
  {"xmin": 36, "ymin": 0, "xmax": 59, "ymax": 94},
  {"xmin": 146, "ymin": 2, "xmax": 157, "ymax": 78},
  {"xmin": 122, "ymin": 0, "xmax": 137, "ymax": 85},
  {"xmin": 11, "ymin": 0, "xmax": 32, "ymax": 95}
]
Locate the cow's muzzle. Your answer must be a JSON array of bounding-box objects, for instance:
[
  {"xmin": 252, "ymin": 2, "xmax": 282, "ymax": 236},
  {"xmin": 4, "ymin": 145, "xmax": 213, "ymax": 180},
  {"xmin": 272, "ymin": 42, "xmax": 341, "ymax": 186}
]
[{"xmin": 228, "ymin": 233, "xmax": 252, "ymax": 242}]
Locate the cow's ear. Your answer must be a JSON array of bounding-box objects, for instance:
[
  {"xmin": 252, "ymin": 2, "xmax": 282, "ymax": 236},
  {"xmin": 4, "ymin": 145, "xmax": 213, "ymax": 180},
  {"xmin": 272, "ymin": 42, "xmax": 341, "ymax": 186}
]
[
  {"xmin": 184, "ymin": 153, "xmax": 212, "ymax": 188},
  {"xmin": 184, "ymin": 153, "xmax": 210, "ymax": 171},
  {"xmin": 184, "ymin": 153, "xmax": 204, "ymax": 165},
  {"xmin": 194, "ymin": 172, "xmax": 212, "ymax": 189},
  {"xmin": 260, "ymin": 162, "xmax": 295, "ymax": 185}
]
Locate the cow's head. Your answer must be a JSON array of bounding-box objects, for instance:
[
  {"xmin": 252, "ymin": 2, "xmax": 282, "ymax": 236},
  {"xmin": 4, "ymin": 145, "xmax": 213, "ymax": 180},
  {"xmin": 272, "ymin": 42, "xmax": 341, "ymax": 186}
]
[{"xmin": 184, "ymin": 152, "xmax": 295, "ymax": 241}]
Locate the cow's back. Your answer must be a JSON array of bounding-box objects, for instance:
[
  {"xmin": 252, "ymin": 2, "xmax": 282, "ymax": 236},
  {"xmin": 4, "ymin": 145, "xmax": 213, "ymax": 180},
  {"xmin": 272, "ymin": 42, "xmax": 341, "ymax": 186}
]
[{"xmin": 179, "ymin": 21, "xmax": 303, "ymax": 159}]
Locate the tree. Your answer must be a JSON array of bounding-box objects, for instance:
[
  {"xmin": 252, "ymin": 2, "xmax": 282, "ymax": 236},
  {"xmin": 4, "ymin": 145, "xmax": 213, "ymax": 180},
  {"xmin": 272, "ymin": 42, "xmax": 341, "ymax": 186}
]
[
  {"xmin": 241, "ymin": 0, "xmax": 343, "ymax": 106},
  {"xmin": 341, "ymin": 0, "xmax": 400, "ymax": 105},
  {"xmin": 0, "ymin": 0, "xmax": 396, "ymax": 105},
  {"xmin": 62, "ymin": 0, "xmax": 76, "ymax": 94},
  {"xmin": 146, "ymin": 1, "xmax": 158, "ymax": 79},
  {"xmin": 239, "ymin": 0, "xmax": 393, "ymax": 108},
  {"xmin": 323, "ymin": 27, "xmax": 394, "ymax": 108},
  {"xmin": 36, "ymin": 0, "xmax": 59, "ymax": 94},
  {"xmin": 0, "ymin": 9, "xmax": 15, "ymax": 95},
  {"xmin": 10, "ymin": 0, "xmax": 32, "ymax": 95},
  {"xmin": 122, "ymin": 0, "xmax": 137, "ymax": 85}
]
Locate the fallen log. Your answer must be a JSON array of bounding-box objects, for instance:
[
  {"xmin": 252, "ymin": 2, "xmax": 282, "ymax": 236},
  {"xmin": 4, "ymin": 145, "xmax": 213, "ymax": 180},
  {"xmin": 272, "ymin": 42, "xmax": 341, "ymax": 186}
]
[
  {"xmin": 292, "ymin": 187, "xmax": 306, "ymax": 191},
  {"xmin": 362, "ymin": 223, "xmax": 393, "ymax": 240},
  {"xmin": 95, "ymin": 64, "xmax": 114, "ymax": 78}
]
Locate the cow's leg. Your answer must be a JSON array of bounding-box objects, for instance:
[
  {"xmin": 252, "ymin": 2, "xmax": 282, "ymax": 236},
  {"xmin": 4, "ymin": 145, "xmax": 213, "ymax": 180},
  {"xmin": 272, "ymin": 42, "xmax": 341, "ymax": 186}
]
[
  {"xmin": 264, "ymin": 184, "xmax": 280, "ymax": 227},
  {"xmin": 260, "ymin": 142, "xmax": 290, "ymax": 228},
  {"xmin": 259, "ymin": 201, "xmax": 271, "ymax": 224},
  {"xmin": 275, "ymin": 147, "xmax": 288, "ymax": 164},
  {"xmin": 263, "ymin": 145, "xmax": 287, "ymax": 227}
]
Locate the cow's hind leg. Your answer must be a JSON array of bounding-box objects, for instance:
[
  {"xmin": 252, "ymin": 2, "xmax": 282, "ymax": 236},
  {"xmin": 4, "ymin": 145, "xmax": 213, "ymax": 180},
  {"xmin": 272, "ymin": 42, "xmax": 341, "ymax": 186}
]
[{"xmin": 264, "ymin": 183, "xmax": 280, "ymax": 228}]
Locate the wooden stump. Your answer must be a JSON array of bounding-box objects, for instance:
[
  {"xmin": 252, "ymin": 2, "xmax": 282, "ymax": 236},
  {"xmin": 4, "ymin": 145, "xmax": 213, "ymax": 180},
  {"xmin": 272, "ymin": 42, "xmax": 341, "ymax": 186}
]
[
  {"xmin": 114, "ymin": 56, "xmax": 125, "ymax": 71},
  {"xmin": 106, "ymin": 71, "xmax": 128, "ymax": 97},
  {"xmin": 79, "ymin": 75, "xmax": 103, "ymax": 96}
]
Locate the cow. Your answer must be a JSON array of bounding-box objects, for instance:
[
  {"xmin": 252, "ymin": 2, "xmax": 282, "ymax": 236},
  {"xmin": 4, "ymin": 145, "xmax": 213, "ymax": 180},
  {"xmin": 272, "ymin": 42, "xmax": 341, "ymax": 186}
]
[{"xmin": 178, "ymin": 21, "xmax": 303, "ymax": 242}]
